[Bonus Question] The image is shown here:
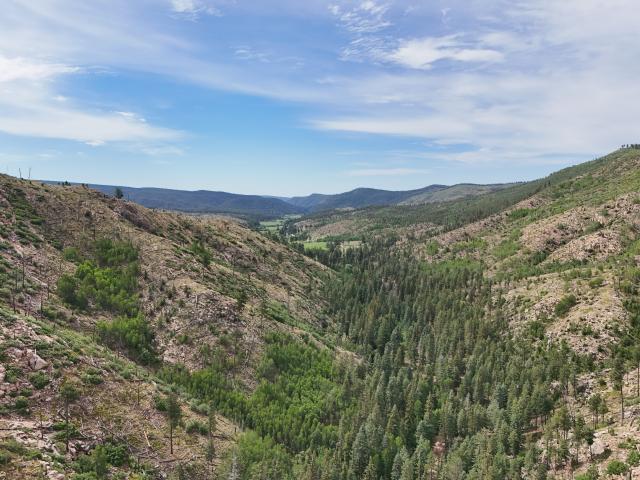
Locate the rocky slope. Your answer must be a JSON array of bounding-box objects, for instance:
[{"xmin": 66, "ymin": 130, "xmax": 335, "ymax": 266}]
[{"xmin": 0, "ymin": 175, "xmax": 328, "ymax": 478}]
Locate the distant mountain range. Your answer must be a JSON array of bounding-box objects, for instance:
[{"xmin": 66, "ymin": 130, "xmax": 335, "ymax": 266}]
[{"xmin": 42, "ymin": 181, "xmax": 516, "ymax": 219}]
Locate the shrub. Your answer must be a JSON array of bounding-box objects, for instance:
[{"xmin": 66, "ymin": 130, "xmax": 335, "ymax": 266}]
[
  {"xmin": 14, "ymin": 396, "xmax": 29, "ymax": 413},
  {"xmin": 96, "ymin": 315, "xmax": 158, "ymax": 365},
  {"xmin": 627, "ymin": 450, "xmax": 640, "ymax": 467},
  {"xmin": 57, "ymin": 239, "xmax": 140, "ymax": 316},
  {"xmin": 606, "ymin": 460, "xmax": 628, "ymax": 475},
  {"xmin": 29, "ymin": 371, "xmax": 49, "ymax": 389},
  {"xmin": 185, "ymin": 420, "xmax": 208, "ymax": 435},
  {"xmin": 555, "ymin": 294, "xmax": 577, "ymax": 317},
  {"xmin": 154, "ymin": 395, "xmax": 167, "ymax": 412}
]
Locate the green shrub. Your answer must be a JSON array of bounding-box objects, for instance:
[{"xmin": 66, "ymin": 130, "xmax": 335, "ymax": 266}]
[
  {"xmin": 575, "ymin": 465, "xmax": 599, "ymax": 480},
  {"xmin": 185, "ymin": 419, "xmax": 208, "ymax": 435},
  {"xmin": 29, "ymin": 371, "xmax": 49, "ymax": 389},
  {"xmin": 63, "ymin": 247, "xmax": 82, "ymax": 263},
  {"xmin": 14, "ymin": 396, "xmax": 29, "ymax": 413},
  {"xmin": 606, "ymin": 460, "xmax": 628, "ymax": 475},
  {"xmin": 56, "ymin": 239, "xmax": 139, "ymax": 316},
  {"xmin": 555, "ymin": 294, "xmax": 577, "ymax": 317},
  {"xmin": 96, "ymin": 315, "xmax": 157, "ymax": 365},
  {"xmin": 425, "ymin": 241, "xmax": 440, "ymax": 255},
  {"xmin": 627, "ymin": 449, "xmax": 640, "ymax": 467},
  {"xmin": 508, "ymin": 208, "xmax": 531, "ymax": 220},
  {"xmin": 153, "ymin": 395, "xmax": 167, "ymax": 412}
]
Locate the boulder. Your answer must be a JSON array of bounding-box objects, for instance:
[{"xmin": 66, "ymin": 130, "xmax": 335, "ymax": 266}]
[
  {"xmin": 591, "ymin": 437, "xmax": 608, "ymax": 457},
  {"xmin": 26, "ymin": 349, "xmax": 48, "ymax": 371}
]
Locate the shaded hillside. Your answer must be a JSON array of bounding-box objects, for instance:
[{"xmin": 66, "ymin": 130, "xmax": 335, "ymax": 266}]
[
  {"xmin": 43, "ymin": 181, "xmax": 514, "ymax": 219},
  {"xmin": 399, "ymin": 182, "xmax": 517, "ymax": 205},
  {"xmin": 45, "ymin": 182, "xmax": 306, "ymax": 220}
]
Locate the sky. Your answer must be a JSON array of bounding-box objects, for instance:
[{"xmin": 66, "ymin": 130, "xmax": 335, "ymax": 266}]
[{"xmin": 1, "ymin": 0, "xmax": 639, "ymax": 196}]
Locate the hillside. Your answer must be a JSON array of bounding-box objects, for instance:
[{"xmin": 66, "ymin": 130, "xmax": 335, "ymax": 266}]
[
  {"xmin": 285, "ymin": 183, "xmax": 514, "ymax": 213},
  {"xmin": 399, "ymin": 183, "xmax": 518, "ymax": 205},
  {"xmin": 0, "ymin": 176, "xmax": 329, "ymax": 478},
  {"xmin": 2, "ymin": 148, "xmax": 640, "ymax": 479},
  {"xmin": 285, "ymin": 148, "xmax": 640, "ymax": 478},
  {"xmin": 285, "ymin": 185, "xmax": 447, "ymax": 211}
]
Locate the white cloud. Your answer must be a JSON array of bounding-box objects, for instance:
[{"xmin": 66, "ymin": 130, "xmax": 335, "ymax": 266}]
[
  {"xmin": 330, "ymin": 1, "xmax": 391, "ymax": 34},
  {"xmin": 169, "ymin": 0, "xmax": 221, "ymax": 19},
  {"xmin": 0, "ymin": 102, "xmax": 181, "ymax": 145},
  {"xmin": 0, "ymin": 55, "xmax": 181, "ymax": 146},
  {"xmin": 2, "ymin": 0, "xmax": 640, "ymax": 171},
  {"xmin": 315, "ymin": 0, "xmax": 640, "ymax": 164},
  {"xmin": 0, "ymin": 56, "xmax": 78, "ymax": 82},
  {"xmin": 386, "ymin": 35, "xmax": 503, "ymax": 69}
]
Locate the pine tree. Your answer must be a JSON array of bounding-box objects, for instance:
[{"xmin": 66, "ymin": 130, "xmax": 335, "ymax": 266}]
[
  {"xmin": 611, "ymin": 355, "xmax": 625, "ymax": 424},
  {"xmin": 59, "ymin": 378, "xmax": 80, "ymax": 454}
]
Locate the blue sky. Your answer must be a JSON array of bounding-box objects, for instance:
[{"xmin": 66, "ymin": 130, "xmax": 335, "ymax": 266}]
[{"xmin": 1, "ymin": 0, "xmax": 639, "ymax": 196}]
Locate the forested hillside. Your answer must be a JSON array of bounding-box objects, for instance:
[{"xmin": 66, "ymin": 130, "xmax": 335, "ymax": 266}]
[{"xmin": 1, "ymin": 147, "xmax": 640, "ymax": 479}]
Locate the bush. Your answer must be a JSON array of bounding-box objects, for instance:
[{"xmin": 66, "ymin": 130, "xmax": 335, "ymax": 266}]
[
  {"xmin": 63, "ymin": 247, "xmax": 82, "ymax": 263},
  {"xmin": 606, "ymin": 460, "xmax": 628, "ymax": 475},
  {"xmin": 57, "ymin": 239, "xmax": 140, "ymax": 316},
  {"xmin": 589, "ymin": 277, "xmax": 604, "ymax": 288},
  {"xmin": 154, "ymin": 395, "xmax": 167, "ymax": 412},
  {"xmin": 555, "ymin": 294, "xmax": 577, "ymax": 317},
  {"xmin": 575, "ymin": 465, "xmax": 599, "ymax": 480},
  {"xmin": 97, "ymin": 315, "xmax": 158, "ymax": 365},
  {"xmin": 29, "ymin": 371, "xmax": 49, "ymax": 389},
  {"xmin": 185, "ymin": 420, "xmax": 208, "ymax": 436},
  {"xmin": 14, "ymin": 396, "xmax": 29, "ymax": 413}
]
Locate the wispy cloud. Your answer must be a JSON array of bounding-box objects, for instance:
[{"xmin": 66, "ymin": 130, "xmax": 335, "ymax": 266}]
[
  {"xmin": 386, "ymin": 35, "xmax": 503, "ymax": 69},
  {"xmin": 2, "ymin": 0, "xmax": 640, "ymax": 176},
  {"xmin": 0, "ymin": 56, "xmax": 79, "ymax": 82},
  {"xmin": 0, "ymin": 55, "xmax": 181, "ymax": 146},
  {"xmin": 169, "ymin": 0, "xmax": 221, "ymax": 19},
  {"xmin": 329, "ymin": 1, "xmax": 391, "ymax": 34}
]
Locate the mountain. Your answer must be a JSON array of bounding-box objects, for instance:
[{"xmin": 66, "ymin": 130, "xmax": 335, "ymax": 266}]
[
  {"xmin": 45, "ymin": 182, "xmax": 307, "ymax": 219},
  {"xmin": 3, "ymin": 147, "xmax": 640, "ymax": 479},
  {"xmin": 284, "ymin": 183, "xmax": 514, "ymax": 212},
  {"xmin": 283, "ymin": 185, "xmax": 444, "ymax": 211},
  {"xmin": 42, "ymin": 181, "xmax": 514, "ymax": 219}
]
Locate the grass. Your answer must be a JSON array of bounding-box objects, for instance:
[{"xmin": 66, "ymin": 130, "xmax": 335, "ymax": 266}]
[
  {"xmin": 259, "ymin": 214, "xmax": 301, "ymax": 234},
  {"xmin": 303, "ymin": 241, "xmax": 328, "ymax": 252}
]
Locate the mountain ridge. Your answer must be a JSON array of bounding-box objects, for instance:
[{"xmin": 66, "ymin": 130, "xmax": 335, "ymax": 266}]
[{"xmin": 41, "ymin": 180, "xmax": 516, "ymax": 219}]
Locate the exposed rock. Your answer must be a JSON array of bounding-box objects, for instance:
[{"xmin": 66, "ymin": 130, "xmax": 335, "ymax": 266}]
[
  {"xmin": 25, "ymin": 349, "xmax": 48, "ymax": 371},
  {"xmin": 590, "ymin": 437, "xmax": 608, "ymax": 457}
]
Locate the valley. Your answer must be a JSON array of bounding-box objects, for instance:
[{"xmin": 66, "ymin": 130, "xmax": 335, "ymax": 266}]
[{"xmin": 1, "ymin": 148, "xmax": 640, "ymax": 479}]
